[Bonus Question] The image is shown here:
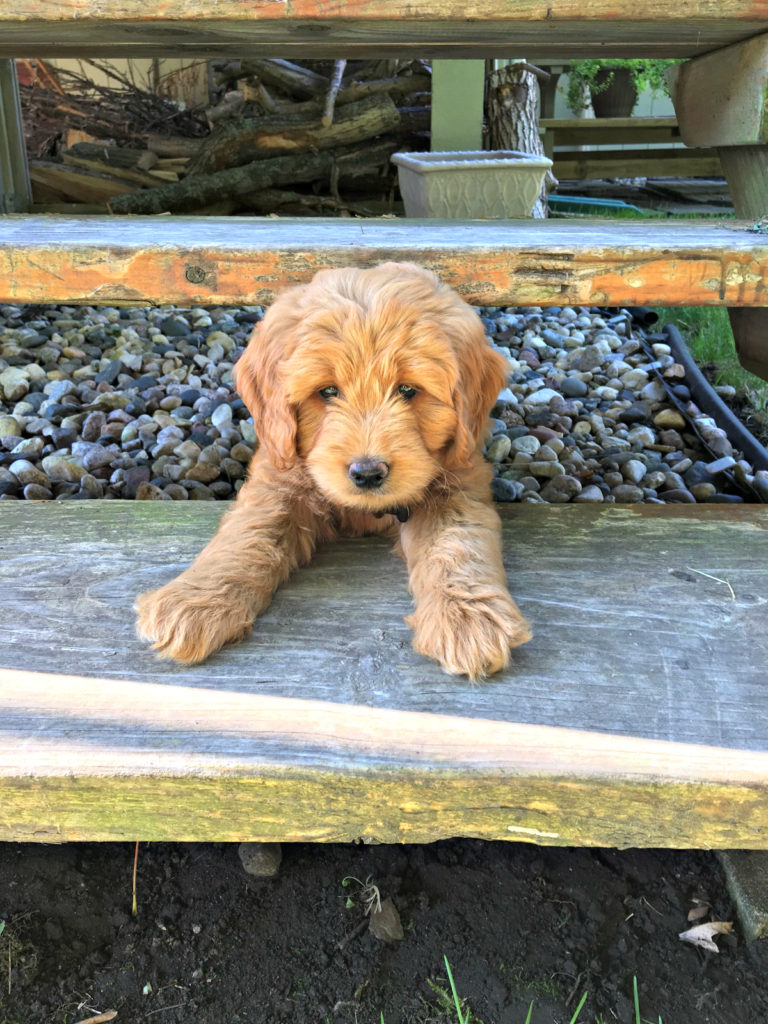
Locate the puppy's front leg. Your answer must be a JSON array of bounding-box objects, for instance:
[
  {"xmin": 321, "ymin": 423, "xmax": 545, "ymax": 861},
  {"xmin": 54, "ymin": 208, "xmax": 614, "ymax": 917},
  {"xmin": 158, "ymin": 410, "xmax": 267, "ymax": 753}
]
[
  {"xmin": 400, "ymin": 494, "xmax": 531, "ymax": 680},
  {"xmin": 135, "ymin": 475, "xmax": 321, "ymax": 664}
]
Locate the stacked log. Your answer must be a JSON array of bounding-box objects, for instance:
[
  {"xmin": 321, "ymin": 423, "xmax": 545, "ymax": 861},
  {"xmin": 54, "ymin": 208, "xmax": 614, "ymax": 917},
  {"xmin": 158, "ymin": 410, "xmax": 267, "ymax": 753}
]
[
  {"xmin": 21, "ymin": 57, "xmax": 430, "ymax": 215},
  {"xmin": 109, "ymin": 58, "xmax": 430, "ymax": 216}
]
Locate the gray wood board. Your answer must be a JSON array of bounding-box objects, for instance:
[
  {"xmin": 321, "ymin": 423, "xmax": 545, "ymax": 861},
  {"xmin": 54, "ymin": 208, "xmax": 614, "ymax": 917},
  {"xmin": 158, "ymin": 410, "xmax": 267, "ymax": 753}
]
[
  {"xmin": 0, "ymin": 20, "xmax": 763, "ymax": 60},
  {"xmin": 1, "ymin": 215, "xmax": 766, "ymax": 309},
  {"xmin": 0, "ymin": 501, "xmax": 766, "ymax": 753}
]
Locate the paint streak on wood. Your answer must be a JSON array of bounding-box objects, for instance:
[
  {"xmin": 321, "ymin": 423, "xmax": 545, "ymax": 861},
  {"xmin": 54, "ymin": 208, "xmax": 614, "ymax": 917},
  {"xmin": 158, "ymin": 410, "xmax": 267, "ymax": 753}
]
[
  {"xmin": 0, "ymin": 4, "xmax": 767, "ymax": 58},
  {"xmin": 0, "ymin": 217, "xmax": 766, "ymax": 307}
]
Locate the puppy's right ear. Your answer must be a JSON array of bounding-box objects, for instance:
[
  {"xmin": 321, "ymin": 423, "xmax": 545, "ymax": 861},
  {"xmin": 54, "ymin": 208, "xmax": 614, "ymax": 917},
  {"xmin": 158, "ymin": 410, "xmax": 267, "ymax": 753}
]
[{"xmin": 233, "ymin": 310, "xmax": 298, "ymax": 471}]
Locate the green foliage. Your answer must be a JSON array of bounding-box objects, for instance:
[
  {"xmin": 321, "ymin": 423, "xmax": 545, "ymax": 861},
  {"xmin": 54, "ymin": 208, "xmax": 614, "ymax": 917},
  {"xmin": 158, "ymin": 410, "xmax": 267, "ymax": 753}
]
[
  {"xmin": 654, "ymin": 306, "xmax": 768, "ymax": 413},
  {"xmin": 565, "ymin": 59, "xmax": 679, "ymax": 114}
]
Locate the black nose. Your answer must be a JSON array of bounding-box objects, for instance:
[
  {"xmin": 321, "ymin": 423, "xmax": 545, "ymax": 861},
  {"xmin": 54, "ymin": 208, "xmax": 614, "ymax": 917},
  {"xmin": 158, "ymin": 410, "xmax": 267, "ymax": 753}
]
[{"xmin": 348, "ymin": 458, "xmax": 390, "ymax": 489}]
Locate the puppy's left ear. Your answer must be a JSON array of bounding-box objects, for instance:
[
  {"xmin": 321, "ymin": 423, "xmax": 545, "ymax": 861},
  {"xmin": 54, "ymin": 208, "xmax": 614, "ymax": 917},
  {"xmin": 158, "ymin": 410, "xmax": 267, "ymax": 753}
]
[
  {"xmin": 233, "ymin": 305, "xmax": 299, "ymax": 471},
  {"xmin": 447, "ymin": 316, "xmax": 508, "ymax": 468}
]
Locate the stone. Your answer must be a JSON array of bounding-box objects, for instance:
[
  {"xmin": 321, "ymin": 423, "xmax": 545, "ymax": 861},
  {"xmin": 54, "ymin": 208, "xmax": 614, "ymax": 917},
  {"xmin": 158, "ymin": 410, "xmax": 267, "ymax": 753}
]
[
  {"xmin": 72, "ymin": 442, "xmax": 116, "ymax": 472},
  {"xmin": 653, "ymin": 408, "xmax": 687, "ymax": 430},
  {"xmin": 491, "ymin": 477, "xmax": 523, "ymax": 502},
  {"xmin": 485, "ymin": 435, "xmax": 512, "ymax": 463},
  {"xmin": 528, "ymin": 461, "xmax": 565, "ymax": 479},
  {"xmin": 574, "ymin": 485, "xmax": 604, "ymax": 503},
  {"xmin": 660, "ymin": 487, "xmax": 697, "ymax": 503},
  {"xmin": 567, "ymin": 344, "xmax": 606, "ymax": 372},
  {"xmin": 626, "ymin": 425, "xmax": 656, "ymax": 448},
  {"xmin": 135, "ymin": 481, "xmax": 172, "ymax": 500},
  {"xmin": 185, "ymin": 462, "xmax": 221, "ymax": 484},
  {"xmin": 0, "ymin": 366, "xmax": 30, "ymax": 402},
  {"xmin": 561, "ymin": 376, "xmax": 588, "ymax": 398},
  {"xmin": 41, "ymin": 455, "xmax": 87, "ymax": 483},
  {"xmin": 10, "ymin": 436, "xmax": 44, "ymax": 458},
  {"xmin": 0, "ymin": 415, "xmax": 22, "ymax": 437},
  {"xmin": 237, "ymin": 840, "xmax": 283, "ymax": 877},
  {"xmin": 611, "ymin": 483, "xmax": 644, "ymax": 503},
  {"xmin": 690, "ymin": 482, "xmax": 717, "ymax": 501},
  {"xmin": 23, "ymin": 482, "xmax": 53, "ymax": 500},
  {"xmin": 509, "ymin": 434, "xmax": 541, "ymax": 457},
  {"xmin": 622, "ymin": 459, "xmax": 647, "ymax": 485},
  {"xmin": 9, "ymin": 459, "xmax": 50, "ymax": 487},
  {"xmin": 540, "ymin": 475, "xmax": 582, "ymax": 502},
  {"xmin": 718, "ymin": 851, "xmax": 768, "ymax": 941}
]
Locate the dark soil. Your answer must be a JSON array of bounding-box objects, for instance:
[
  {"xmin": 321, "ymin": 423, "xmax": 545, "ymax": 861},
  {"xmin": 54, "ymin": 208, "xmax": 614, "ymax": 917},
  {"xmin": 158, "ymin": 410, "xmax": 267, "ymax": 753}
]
[{"xmin": 2, "ymin": 839, "xmax": 767, "ymax": 1024}]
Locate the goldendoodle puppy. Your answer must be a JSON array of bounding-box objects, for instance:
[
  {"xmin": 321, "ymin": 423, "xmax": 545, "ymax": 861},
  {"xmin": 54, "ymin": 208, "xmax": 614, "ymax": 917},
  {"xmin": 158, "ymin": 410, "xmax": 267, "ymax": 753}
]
[{"xmin": 135, "ymin": 262, "xmax": 531, "ymax": 678}]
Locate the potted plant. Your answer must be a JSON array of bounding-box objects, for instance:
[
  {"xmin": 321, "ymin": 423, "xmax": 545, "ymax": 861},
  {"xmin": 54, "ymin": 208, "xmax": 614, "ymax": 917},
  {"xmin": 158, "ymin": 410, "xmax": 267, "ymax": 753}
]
[{"xmin": 565, "ymin": 59, "xmax": 678, "ymax": 117}]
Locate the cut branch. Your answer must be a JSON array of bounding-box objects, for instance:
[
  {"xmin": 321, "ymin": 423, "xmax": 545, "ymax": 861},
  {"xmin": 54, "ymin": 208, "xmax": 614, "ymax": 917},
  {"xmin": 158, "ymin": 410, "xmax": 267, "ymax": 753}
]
[{"xmin": 186, "ymin": 93, "xmax": 400, "ymax": 176}]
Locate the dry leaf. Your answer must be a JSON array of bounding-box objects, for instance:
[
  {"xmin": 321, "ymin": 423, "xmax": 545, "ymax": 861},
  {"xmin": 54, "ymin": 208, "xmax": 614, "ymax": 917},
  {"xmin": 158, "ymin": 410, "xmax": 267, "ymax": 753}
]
[
  {"xmin": 679, "ymin": 921, "xmax": 733, "ymax": 952},
  {"xmin": 368, "ymin": 897, "xmax": 404, "ymax": 943},
  {"xmin": 687, "ymin": 901, "xmax": 711, "ymax": 922}
]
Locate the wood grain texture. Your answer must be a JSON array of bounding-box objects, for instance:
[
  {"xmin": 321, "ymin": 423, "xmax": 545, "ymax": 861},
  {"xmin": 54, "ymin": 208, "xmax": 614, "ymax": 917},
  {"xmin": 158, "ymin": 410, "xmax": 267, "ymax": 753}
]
[
  {"xmin": 0, "ymin": 502, "xmax": 767, "ymax": 845},
  {"xmin": 1, "ymin": 216, "xmax": 766, "ymax": 307},
  {"xmin": 672, "ymin": 33, "xmax": 768, "ymax": 147},
  {"xmin": 552, "ymin": 149, "xmax": 722, "ymax": 181},
  {"xmin": 1, "ymin": 4, "xmax": 767, "ymax": 58}
]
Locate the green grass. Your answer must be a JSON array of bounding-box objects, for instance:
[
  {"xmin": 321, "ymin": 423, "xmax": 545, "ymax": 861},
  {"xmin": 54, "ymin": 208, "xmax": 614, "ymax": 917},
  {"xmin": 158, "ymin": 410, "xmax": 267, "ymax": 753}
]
[
  {"xmin": 654, "ymin": 305, "xmax": 768, "ymax": 413},
  {"xmin": 378, "ymin": 962, "xmax": 663, "ymax": 1024}
]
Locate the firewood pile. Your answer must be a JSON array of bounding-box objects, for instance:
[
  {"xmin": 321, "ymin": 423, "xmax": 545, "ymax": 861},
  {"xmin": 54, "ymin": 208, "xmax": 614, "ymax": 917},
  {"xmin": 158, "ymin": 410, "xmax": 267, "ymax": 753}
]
[{"xmin": 20, "ymin": 58, "xmax": 431, "ymax": 216}]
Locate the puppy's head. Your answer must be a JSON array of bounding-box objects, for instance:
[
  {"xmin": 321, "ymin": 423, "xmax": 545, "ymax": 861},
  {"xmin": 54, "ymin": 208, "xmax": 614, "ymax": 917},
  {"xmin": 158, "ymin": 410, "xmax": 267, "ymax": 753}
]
[{"xmin": 234, "ymin": 262, "xmax": 507, "ymax": 511}]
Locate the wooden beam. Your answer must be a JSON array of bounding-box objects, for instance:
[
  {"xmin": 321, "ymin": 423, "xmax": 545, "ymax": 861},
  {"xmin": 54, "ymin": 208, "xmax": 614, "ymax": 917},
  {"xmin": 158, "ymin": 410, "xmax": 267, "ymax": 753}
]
[
  {"xmin": 541, "ymin": 116, "xmax": 683, "ymax": 151},
  {"xmin": 1, "ymin": 502, "xmax": 768, "ymax": 846},
  {"xmin": 671, "ymin": 32, "xmax": 768, "ymax": 148},
  {"xmin": 3, "ymin": 668, "xmax": 768, "ymax": 847},
  {"xmin": 0, "ymin": 4, "xmax": 767, "ymax": 59},
  {"xmin": 0, "ymin": 59, "xmax": 30, "ymax": 212},
  {"xmin": 552, "ymin": 147, "xmax": 722, "ymax": 180},
  {"xmin": 430, "ymin": 60, "xmax": 485, "ymax": 151},
  {"xmin": 0, "ymin": 215, "xmax": 766, "ymax": 307}
]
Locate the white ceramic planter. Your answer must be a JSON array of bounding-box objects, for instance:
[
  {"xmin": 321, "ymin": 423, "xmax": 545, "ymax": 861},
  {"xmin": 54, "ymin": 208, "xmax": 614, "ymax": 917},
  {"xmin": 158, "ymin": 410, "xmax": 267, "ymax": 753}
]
[{"xmin": 391, "ymin": 150, "xmax": 553, "ymax": 219}]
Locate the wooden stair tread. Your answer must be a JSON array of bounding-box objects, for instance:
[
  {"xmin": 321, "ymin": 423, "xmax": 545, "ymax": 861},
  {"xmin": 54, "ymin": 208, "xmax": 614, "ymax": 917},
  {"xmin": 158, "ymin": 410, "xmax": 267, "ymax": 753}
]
[
  {"xmin": 1, "ymin": 502, "xmax": 767, "ymax": 846},
  {"xmin": 1, "ymin": 215, "xmax": 766, "ymax": 307},
  {"xmin": 1, "ymin": 2, "xmax": 766, "ymax": 58}
]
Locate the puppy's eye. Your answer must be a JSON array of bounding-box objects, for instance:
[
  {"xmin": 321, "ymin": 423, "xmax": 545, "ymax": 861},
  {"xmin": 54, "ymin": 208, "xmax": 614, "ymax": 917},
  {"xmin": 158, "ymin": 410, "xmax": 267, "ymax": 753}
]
[
  {"xmin": 318, "ymin": 385, "xmax": 340, "ymax": 401},
  {"xmin": 397, "ymin": 384, "xmax": 418, "ymax": 400}
]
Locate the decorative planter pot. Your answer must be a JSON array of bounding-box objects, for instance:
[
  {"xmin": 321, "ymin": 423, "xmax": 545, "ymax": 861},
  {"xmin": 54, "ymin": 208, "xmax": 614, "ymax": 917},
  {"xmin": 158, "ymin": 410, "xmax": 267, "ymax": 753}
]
[
  {"xmin": 391, "ymin": 150, "xmax": 553, "ymax": 219},
  {"xmin": 590, "ymin": 67, "xmax": 638, "ymax": 117}
]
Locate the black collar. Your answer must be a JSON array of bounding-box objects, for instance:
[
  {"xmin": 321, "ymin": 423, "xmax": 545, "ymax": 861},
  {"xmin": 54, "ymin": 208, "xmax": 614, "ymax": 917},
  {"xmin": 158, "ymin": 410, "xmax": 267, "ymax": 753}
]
[{"xmin": 373, "ymin": 506, "xmax": 410, "ymax": 523}]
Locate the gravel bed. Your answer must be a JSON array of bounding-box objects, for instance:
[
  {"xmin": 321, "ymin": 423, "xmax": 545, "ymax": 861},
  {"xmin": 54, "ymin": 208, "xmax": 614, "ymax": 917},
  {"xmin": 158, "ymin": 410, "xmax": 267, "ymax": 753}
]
[{"xmin": 0, "ymin": 301, "xmax": 765, "ymax": 505}]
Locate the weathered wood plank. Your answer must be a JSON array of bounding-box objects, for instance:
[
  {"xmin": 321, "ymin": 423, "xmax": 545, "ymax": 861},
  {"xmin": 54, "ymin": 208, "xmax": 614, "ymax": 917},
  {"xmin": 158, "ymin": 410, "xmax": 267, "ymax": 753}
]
[
  {"xmin": 0, "ymin": 501, "xmax": 765, "ymax": 747},
  {"xmin": 0, "ymin": 216, "xmax": 766, "ymax": 307},
  {"xmin": 3, "ymin": 668, "xmax": 768, "ymax": 847},
  {"xmin": 671, "ymin": 32, "xmax": 768, "ymax": 147},
  {"xmin": 1, "ymin": 3, "xmax": 767, "ymax": 58},
  {"xmin": 552, "ymin": 148, "xmax": 722, "ymax": 181},
  {"xmin": 0, "ymin": 501, "xmax": 768, "ymax": 846}
]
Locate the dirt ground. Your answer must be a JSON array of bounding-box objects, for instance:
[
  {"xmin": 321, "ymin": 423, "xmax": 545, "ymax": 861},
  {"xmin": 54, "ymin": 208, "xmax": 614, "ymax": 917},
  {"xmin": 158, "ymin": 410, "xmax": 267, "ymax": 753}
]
[{"xmin": 2, "ymin": 839, "xmax": 767, "ymax": 1024}]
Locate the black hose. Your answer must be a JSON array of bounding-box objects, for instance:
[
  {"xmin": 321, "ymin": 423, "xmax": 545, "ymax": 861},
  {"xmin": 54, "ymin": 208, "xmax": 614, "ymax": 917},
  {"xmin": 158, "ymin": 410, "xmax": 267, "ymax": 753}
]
[
  {"xmin": 662, "ymin": 323, "xmax": 768, "ymax": 473},
  {"xmin": 626, "ymin": 306, "xmax": 660, "ymax": 328}
]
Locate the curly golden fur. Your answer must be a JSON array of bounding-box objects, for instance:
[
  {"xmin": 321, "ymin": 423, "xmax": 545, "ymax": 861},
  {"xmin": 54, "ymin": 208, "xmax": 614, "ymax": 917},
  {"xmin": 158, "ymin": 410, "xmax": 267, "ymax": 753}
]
[{"xmin": 135, "ymin": 262, "xmax": 531, "ymax": 679}]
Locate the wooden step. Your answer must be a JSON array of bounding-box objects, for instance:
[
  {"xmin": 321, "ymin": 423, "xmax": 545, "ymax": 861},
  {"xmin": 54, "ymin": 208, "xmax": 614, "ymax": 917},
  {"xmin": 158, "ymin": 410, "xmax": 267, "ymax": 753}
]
[
  {"xmin": 1, "ymin": 501, "xmax": 767, "ymax": 847},
  {"xmin": 0, "ymin": 215, "xmax": 766, "ymax": 308},
  {"xmin": 1, "ymin": 1, "xmax": 765, "ymax": 58}
]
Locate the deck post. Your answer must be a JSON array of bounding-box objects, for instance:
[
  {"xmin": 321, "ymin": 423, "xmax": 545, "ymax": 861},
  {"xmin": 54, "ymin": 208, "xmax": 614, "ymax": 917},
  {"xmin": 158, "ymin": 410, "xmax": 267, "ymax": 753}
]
[
  {"xmin": 430, "ymin": 60, "xmax": 485, "ymax": 151},
  {"xmin": 0, "ymin": 59, "xmax": 31, "ymax": 213},
  {"xmin": 670, "ymin": 33, "xmax": 768, "ymax": 381}
]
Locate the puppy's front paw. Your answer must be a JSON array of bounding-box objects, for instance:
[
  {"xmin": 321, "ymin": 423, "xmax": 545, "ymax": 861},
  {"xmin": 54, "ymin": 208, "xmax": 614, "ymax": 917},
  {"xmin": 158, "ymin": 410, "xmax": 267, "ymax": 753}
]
[
  {"xmin": 408, "ymin": 590, "xmax": 531, "ymax": 681},
  {"xmin": 135, "ymin": 577, "xmax": 256, "ymax": 664}
]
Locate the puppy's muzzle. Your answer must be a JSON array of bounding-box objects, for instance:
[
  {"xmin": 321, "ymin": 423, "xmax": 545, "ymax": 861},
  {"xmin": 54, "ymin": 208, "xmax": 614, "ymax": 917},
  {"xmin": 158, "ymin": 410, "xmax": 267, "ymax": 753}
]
[{"xmin": 348, "ymin": 458, "xmax": 389, "ymax": 490}]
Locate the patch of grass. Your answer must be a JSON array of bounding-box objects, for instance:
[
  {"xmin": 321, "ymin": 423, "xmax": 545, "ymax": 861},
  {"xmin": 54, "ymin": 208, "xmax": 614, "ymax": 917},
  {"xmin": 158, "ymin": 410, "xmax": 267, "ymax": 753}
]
[
  {"xmin": 634, "ymin": 974, "xmax": 663, "ymax": 1024},
  {"xmin": 497, "ymin": 961, "xmax": 560, "ymax": 1002},
  {"xmin": 654, "ymin": 305, "xmax": 768, "ymax": 414}
]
